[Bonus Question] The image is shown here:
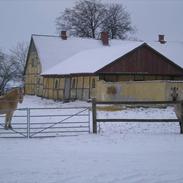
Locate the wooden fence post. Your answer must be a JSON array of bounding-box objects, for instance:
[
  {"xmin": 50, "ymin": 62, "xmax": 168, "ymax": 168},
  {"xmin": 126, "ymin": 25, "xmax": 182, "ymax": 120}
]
[
  {"xmin": 92, "ymin": 98, "xmax": 97, "ymax": 134},
  {"xmin": 180, "ymin": 100, "xmax": 183, "ymax": 134}
]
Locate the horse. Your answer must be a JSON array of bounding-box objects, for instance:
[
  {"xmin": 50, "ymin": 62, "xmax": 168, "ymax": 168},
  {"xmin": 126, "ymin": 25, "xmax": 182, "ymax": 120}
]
[
  {"xmin": 0, "ymin": 88, "xmax": 24, "ymax": 130},
  {"xmin": 174, "ymin": 102, "xmax": 183, "ymax": 134}
]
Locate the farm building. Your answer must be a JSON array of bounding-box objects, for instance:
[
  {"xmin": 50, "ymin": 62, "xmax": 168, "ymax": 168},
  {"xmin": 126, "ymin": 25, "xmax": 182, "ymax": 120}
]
[{"xmin": 24, "ymin": 32, "xmax": 183, "ymax": 101}]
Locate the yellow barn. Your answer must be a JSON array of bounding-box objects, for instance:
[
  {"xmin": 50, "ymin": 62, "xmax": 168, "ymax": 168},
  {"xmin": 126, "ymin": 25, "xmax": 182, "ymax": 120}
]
[{"xmin": 24, "ymin": 32, "xmax": 183, "ymax": 101}]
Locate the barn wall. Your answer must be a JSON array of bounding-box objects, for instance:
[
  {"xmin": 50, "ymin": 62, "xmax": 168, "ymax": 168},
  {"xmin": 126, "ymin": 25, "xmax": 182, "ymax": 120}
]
[
  {"xmin": 95, "ymin": 80, "xmax": 183, "ymax": 101},
  {"xmin": 24, "ymin": 41, "xmax": 42, "ymax": 95},
  {"xmin": 95, "ymin": 80, "xmax": 167, "ymax": 101},
  {"xmin": 42, "ymin": 77, "xmax": 65, "ymax": 100},
  {"xmin": 40, "ymin": 76, "xmax": 98, "ymax": 101},
  {"xmin": 70, "ymin": 76, "xmax": 98, "ymax": 101}
]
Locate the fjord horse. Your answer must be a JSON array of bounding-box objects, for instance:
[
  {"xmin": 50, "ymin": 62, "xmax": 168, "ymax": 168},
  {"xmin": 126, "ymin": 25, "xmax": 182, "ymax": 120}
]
[
  {"xmin": 0, "ymin": 88, "xmax": 24, "ymax": 129},
  {"xmin": 175, "ymin": 102, "xmax": 183, "ymax": 134}
]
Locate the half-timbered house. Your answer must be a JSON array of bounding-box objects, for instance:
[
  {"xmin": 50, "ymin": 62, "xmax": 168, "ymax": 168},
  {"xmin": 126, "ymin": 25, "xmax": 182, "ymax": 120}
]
[{"xmin": 24, "ymin": 32, "xmax": 183, "ymax": 101}]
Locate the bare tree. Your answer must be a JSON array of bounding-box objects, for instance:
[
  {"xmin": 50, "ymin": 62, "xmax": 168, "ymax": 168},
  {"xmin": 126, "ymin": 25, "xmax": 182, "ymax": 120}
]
[
  {"xmin": 102, "ymin": 4, "xmax": 135, "ymax": 39},
  {"xmin": 55, "ymin": 0, "xmax": 135, "ymax": 39},
  {"xmin": 9, "ymin": 42, "xmax": 28, "ymax": 78},
  {"xmin": 56, "ymin": 0, "xmax": 107, "ymax": 38},
  {"xmin": 0, "ymin": 42, "xmax": 28, "ymax": 95},
  {"xmin": 0, "ymin": 51, "xmax": 17, "ymax": 95}
]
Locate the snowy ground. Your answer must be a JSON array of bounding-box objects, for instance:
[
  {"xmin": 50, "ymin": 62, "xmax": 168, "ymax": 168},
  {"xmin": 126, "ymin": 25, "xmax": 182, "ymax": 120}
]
[{"xmin": 0, "ymin": 96, "xmax": 183, "ymax": 183}]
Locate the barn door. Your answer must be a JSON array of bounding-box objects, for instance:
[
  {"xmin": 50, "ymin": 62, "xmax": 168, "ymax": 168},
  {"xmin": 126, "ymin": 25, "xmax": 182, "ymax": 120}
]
[{"xmin": 64, "ymin": 77, "xmax": 71, "ymax": 100}]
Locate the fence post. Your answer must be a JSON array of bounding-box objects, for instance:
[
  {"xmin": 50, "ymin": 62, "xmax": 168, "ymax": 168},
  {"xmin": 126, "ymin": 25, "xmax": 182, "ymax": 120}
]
[
  {"xmin": 92, "ymin": 98, "xmax": 97, "ymax": 134},
  {"xmin": 27, "ymin": 108, "xmax": 30, "ymax": 138},
  {"xmin": 180, "ymin": 101, "xmax": 183, "ymax": 134}
]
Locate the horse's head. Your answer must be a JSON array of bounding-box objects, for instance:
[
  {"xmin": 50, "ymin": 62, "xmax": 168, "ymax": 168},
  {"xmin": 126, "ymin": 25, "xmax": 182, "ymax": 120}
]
[{"xmin": 9, "ymin": 87, "xmax": 24, "ymax": 104}]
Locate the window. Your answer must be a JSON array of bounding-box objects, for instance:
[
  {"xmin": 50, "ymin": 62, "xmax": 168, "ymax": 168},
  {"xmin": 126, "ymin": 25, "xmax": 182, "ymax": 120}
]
[
  {"xmin": 92, "ymin": 78, "xmax": 96, "ymax": 88},
  {"xmin": 54, "ymin": 79, "xmax": 59, "ymax": 89},
  {"xmin": 72, "ymin": 78, "xmax": 76, "ymax": 89}
]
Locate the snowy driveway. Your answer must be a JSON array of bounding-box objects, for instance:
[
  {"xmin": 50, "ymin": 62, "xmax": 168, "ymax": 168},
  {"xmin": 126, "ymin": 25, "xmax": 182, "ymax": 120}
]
[
  {"xmin": 1, "ymin": 134, "xmax": 183, "ymax": 183},
  {"xmin": 0, "ymin": 96, "xmax": 183, "ymax": 183}
]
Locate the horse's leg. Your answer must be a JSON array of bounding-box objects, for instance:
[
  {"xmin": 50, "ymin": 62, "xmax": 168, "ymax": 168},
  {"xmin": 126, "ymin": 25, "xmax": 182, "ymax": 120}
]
[
  {"xmin": 8, "ymin": 112, "xmax": 13, "ymax": 129},
  {"xmin": 9, "ymin": 112, "xmax": 13, "ymax": 129},
  {"xmin": 4, "ymin": 112, "xmax": 13, "ymax": 130},
  {"xmin": 4, "ymin": 113, "xmax": 9, "ymax": 130}
]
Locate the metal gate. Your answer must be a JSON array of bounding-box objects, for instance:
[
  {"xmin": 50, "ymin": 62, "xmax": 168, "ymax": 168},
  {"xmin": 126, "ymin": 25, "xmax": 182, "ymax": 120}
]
[{"xmin": 0, "ymin": 107, "xmax": 90, "ymax": 138}]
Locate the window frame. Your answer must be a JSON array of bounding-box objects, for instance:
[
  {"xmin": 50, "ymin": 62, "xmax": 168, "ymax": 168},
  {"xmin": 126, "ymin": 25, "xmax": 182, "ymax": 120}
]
[{"xmin": 91, "ymin": 78, "xmax": 96, "ymax": 88}]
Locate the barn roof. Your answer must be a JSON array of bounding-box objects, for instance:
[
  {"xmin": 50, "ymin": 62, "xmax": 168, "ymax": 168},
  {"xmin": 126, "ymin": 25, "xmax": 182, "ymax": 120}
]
[
  {"xmin": 31, "ymin": 34, "xmax": 183, "ymax": 76},
  {"xmin": 42, "ymin": 41, "xmax": 144, "ymax": 75},
  {"xmin": 148, "ymin": 41, "xmax": 183, "ymax": 68},
  {"xmin": 32, "ymin": 35, "xmax": 103, "ymax": 73},
  {"xmin": 33, "ymin": 35, "xmax": 140, "ymax": 73}
]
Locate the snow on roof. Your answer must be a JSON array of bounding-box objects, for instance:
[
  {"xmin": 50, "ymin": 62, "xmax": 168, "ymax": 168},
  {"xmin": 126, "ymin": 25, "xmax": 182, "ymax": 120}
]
[
  {"xmin": 42, "ymin": 41, "xmax": 143, "ymax": 75},
  {"xmin": 32, "ymin": 35, "xmax": 183, "ymax": 76},
  {"xmin": 33, "ymin": 35, "xmax": 127, "ymax": 73},
  {"xmin": 148, "ymin": 41, "xmax": 183, "ymax": 68}
]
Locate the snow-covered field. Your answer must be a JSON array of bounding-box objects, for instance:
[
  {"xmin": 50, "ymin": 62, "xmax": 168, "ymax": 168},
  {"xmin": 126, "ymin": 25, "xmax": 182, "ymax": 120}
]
[{"xmin": 0, "ymin": 96, "xmax": 183, "ymax": 183}]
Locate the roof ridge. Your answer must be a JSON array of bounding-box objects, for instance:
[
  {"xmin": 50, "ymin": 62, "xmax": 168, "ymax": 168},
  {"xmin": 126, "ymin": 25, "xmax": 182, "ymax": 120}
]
[
  {"xmin": 31, "ymin": 34, "xmax": 145, "ymax": 43},
  {"xmin": 31, "ymin": 34, "xmax": 101, "ymax": 41},
  {"xmin": 32, "ymin": 34, "xmax": 59, "ymax": 38}
]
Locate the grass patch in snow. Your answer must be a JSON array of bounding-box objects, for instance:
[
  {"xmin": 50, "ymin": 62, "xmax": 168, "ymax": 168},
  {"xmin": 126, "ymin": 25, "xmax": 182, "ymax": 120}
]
[
  {"xmin": 96, "ymin": 104, "xmax": 170, "ymax": 112},
  {"xmin": 96, "ymin": 105, "xmax": 124, "ymax": 111}
]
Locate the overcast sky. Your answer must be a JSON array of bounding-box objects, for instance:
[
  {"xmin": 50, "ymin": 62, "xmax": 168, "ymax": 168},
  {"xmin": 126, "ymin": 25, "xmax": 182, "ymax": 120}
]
[{"xmin": 0, "ymin": 0, "xmax": 182, "ymax": 52}]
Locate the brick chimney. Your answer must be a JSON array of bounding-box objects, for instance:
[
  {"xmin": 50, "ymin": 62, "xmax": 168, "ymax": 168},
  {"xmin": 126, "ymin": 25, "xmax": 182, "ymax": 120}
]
[
  {"xmin": 158, "ymin": 34, "xmax": 166, "ymax": 44},
  {"xmin": 60, "ymin": 31, "xmax": 67, "ymax": 40},
  {"xmin": 101, "ymin": 32, "xmax": 109, "ymax": 46}
]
